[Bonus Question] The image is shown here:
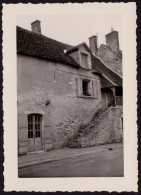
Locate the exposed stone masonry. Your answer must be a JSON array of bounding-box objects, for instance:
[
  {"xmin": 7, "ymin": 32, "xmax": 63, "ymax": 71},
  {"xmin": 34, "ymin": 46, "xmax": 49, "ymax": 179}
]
[
  {"xmin": 98, "ymin": 44, "xmax": 122, "ymax": 76},
  {"xmin": 53, "ymin": 115, "xmax": 80, "ymax": 147},
  {"xmin": 68, "ymin": 106, "xmax": 123, "ymax": 148}
]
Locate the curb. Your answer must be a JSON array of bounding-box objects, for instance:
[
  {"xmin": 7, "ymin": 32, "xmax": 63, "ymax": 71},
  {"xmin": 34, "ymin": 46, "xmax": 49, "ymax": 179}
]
[
  {"xmin": 18, "ymin": 144, "xmax": 123, "ymax": 169},
  {"xmin": 18, "ymin": 148, "xmax": 106, "ymax": 169}
]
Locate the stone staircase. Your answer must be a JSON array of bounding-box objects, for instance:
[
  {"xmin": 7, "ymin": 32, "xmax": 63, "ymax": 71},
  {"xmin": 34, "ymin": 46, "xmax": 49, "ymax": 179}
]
[{"xmin": 68, "ymin": 106, "xmax": 123, "ymax": 148}]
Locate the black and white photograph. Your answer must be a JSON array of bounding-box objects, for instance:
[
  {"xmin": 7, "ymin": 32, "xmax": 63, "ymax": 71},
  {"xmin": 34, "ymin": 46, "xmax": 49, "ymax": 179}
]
[
  {"xmin": 17, "ymin": 14, "xmax": 123, "ymax": 178},
  {"xmin": 3, "ymin": 3, "xmax": 137, "ymax": 192}
]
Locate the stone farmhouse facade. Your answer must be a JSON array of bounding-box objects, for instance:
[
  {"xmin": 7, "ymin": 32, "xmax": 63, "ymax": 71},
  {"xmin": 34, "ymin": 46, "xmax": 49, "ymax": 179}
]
[{"xmin": 17, "ymin": 20, "xmax": 123, "ymax": 155}]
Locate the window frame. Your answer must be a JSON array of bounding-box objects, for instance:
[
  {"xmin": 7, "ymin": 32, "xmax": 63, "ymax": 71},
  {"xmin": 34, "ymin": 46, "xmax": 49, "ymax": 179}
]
[
  {"xmin": 28, "ymin": 113, "xmax": 42, "ymax": 139},
  {"xmin": 82, "ymin": 79, "xmax": 92, "ymax": 97},
  {"xmin": 80, "ymin": 52, "xmax": 91, "ymax": 69},
  {"xmin": 76, "ymin": 76, "xmax": 100, "ymax": 99}
]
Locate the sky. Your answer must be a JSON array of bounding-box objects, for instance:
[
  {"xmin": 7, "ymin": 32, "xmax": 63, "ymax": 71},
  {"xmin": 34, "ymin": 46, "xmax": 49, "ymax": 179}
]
[{"xmin": 17, "ymin": 14, "xmax": 122, "ymax": 49}]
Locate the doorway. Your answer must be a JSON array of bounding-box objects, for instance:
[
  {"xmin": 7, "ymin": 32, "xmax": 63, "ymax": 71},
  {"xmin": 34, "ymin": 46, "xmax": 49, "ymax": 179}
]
[{"xmin": 28, "ymin": 114, "xmax": 42, "ymax": 152}]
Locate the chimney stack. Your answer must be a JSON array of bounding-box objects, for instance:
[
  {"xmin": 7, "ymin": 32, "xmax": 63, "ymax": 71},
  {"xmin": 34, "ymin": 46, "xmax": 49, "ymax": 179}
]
[
  {"xmin": 31, "ymin": 20, "xmax": 41, "ymax": 34},
  {"xmin": 89, "ymin": 35, "xmax": 98, "ymax": 56},
  {"xmin": 105, "ymin": 30, "xmax": 119, "ymax": 53}
]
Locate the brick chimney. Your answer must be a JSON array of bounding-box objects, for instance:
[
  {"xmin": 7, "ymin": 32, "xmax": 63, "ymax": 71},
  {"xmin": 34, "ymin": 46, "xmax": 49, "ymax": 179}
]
[
  {"xmin": 31, "ymin": 20, "xmax": 41, "ymax": 34},
  {"xmin": 105, "ymin": 29, "xmax": 119, "ymax": 53},
  {"xmin": 89, "ymin": 35, "xmax": 98, "ymax": 56}
]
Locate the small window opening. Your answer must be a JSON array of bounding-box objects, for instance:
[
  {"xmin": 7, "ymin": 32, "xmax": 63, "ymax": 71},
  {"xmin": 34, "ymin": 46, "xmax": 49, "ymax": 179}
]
[{"xmin": 82, "ymin": 80, "xmax": 91, "ymax": 96}]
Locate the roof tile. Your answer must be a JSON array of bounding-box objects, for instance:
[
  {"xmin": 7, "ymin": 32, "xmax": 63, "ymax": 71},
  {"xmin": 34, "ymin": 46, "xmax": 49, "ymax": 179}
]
[{"xmin": 17, "ymin": 26, "xmax": 80, "ymax": 68}]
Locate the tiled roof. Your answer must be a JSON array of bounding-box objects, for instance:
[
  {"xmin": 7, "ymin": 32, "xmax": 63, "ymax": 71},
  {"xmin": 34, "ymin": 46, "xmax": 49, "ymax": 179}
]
[
  {"xmin": 17, "ymin": 26, "xmax": 122, "ymax": 86},
  {"xmin": 17, "ymin": 26, "xmax": 80, "ymax": 68},
  {"xmin": 67, "ymin": 42, "xmax": 122, "ymax": 86},
  {"xmin": 91, "ymin": 54, "xmax": 122, "ymax": 86},
  {"xmin": 66, "ymin": 42, "xmax": 85, "ymax": 53},
  {"xmin": 98, "ymin": 44, "xmax": 122, "ymax": 76}
]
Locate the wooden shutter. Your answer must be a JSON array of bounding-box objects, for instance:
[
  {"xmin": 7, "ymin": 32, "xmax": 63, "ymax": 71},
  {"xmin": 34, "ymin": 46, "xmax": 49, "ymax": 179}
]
[
  {"xmin": 18, "ymin": 113, "xmax": 28, "ymax": 155},
  {"xmin": 92, "ymin": 80, "xmax": 98, "ymax": 98},
  {"xmin": 76, "ymin": 77, "xmax": 82, "ymax": 97},
  {"xmin": 88, "ymin": 81, "xmax": 93, "ymax": 96},
  {"xmin": 44, "ymin": 114, "xmax": 53, "ymax": 151}
]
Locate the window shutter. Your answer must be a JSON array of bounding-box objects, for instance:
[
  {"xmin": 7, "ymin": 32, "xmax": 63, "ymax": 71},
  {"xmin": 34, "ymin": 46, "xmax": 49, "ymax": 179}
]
[
  {"xmin": 97, "ymin": 80, "xmax": 101, "ymax": 99},
  {"xmin": 76, "ymin": 77, "xmax": 82, "ymax": 97},
  {"xmin": 18, "ymin": 113, "xmax": 28, "ymax": 155},
  {"xmin": 44, "ymin": 114, "xmax": 53, "ymax": 151},
  {"xmin": 88, "ymin": 81, "xmax": 93, "ymax": 96},
  {"xmin": 93, "ymin": 80, "xmax": 98, "ymax": 98}
]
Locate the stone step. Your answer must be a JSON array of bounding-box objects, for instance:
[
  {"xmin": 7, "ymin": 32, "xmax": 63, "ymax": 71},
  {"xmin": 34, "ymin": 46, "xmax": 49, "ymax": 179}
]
[
  {"xmin": 68, "ymin": 107, "xmax": 115, "ymax": 148},
  {"xmin": 68, "ymin": 142, "xmax": 81, "ymax": 148},
  {"xmin": 80, "ymin": 110, "xmax": 110, "ymax": 136}
]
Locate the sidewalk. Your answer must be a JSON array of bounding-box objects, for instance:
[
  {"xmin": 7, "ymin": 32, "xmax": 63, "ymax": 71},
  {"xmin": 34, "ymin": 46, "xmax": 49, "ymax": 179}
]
[{"xmin": 18, "ymin": 143, "xmax": 123, "ymax": 169}]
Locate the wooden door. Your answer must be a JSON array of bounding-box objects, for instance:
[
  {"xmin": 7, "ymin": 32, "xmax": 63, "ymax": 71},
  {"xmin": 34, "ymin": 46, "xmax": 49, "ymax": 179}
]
[{"xmin": 28, "ymin": 114, "xmax": 42, "ymax": 152}]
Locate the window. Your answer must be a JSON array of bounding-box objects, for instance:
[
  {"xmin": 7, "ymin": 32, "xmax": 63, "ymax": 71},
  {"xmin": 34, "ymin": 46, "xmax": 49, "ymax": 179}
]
[
  {"xmin": 82, "ymin": 80, "xmax": 91, "ymax": 96},
  {"xmin": 76, "ymin": 77, "xmax": 100, "ymax": 99},
  {"xmin": 81, "ymin": 53, "xmax": 89, "ymax": 68},
  {"xmin": 28, "ymin": 114, "xmax": 42, "ymax": 138}
]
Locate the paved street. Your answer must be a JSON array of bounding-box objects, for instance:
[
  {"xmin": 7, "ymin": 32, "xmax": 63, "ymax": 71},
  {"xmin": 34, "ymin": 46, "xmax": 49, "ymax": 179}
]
[{"xmin": 19, "ymin": 146, "xmax": 123, "ymax": 177}]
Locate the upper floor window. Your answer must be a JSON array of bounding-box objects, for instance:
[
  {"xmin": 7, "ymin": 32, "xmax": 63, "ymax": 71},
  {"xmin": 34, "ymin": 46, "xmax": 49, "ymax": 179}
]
[
  {"xmin": 82, "ymin": 79, "xmax": 91, "ymax": 96},
  {"xmin": 76, "ymin": 77, "xmax": 100, "ymax": 99},
  {"xmin": 67, "ymin": 45, "xmax": 92, "ymax": 69},
  {"xmin": 81, "ymin": 53, "xmax": 89, "ymax": 68}
]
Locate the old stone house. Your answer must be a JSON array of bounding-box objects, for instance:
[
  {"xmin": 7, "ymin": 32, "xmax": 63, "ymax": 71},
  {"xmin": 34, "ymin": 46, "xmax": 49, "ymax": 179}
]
[{"xmin": 17, "ymin": 20, "xmax": 123, "ymax": 155}]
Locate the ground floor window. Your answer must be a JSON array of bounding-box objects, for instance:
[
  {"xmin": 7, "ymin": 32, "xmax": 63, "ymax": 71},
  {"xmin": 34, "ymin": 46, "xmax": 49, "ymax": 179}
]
[{"xmin": 28, "ymin": 114, "xmax": 42, "ymax": 138}]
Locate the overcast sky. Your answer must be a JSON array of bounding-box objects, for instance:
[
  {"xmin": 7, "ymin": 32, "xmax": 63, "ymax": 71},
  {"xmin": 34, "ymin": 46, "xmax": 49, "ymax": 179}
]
[{"xmin": 17, "ymin": 14, "xmax": 122, "ymax": 49}]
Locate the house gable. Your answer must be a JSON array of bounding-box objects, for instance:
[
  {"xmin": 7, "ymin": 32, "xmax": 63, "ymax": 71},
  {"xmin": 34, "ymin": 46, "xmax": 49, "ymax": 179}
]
[
  {"xmin": 67, "ymin": 43, "xmax": 92, "ymax": 70},
  {"xmin": 98, "ymin": 44, "xmax": 122, "ymax": 76}
]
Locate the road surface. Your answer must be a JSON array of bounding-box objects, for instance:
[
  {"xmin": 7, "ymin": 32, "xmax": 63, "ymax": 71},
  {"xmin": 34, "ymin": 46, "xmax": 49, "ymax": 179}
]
[{"xmin": 19, "ymin": 147, "xmax": 123, "ymax": 177}]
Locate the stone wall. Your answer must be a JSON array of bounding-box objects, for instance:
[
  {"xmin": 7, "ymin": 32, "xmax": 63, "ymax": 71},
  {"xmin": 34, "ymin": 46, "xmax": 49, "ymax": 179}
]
[
  {"xmin": 78, "ymin": 106, "xmax": 123, "ymax": 147},
  {"xmin": 98, "ymin": 44, "xmax": 122, "ymax": 76},
  {"xmin": 17, "ymin": 53, "xmax": 102, "ymax": 152}
]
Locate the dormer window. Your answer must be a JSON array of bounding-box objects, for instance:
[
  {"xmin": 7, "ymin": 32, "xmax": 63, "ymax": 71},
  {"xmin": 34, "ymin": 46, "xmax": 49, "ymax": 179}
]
[
  {"xmin": 80, "ymin": 52, "xmax": 92, "ymax": 69},
  {"xmin": 66, "ymin": 43, "xmax": 92, "ymax": 69},
  {"xmin": 81, "ymin": 53, "xmax": 89, "ymax": 69}
]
